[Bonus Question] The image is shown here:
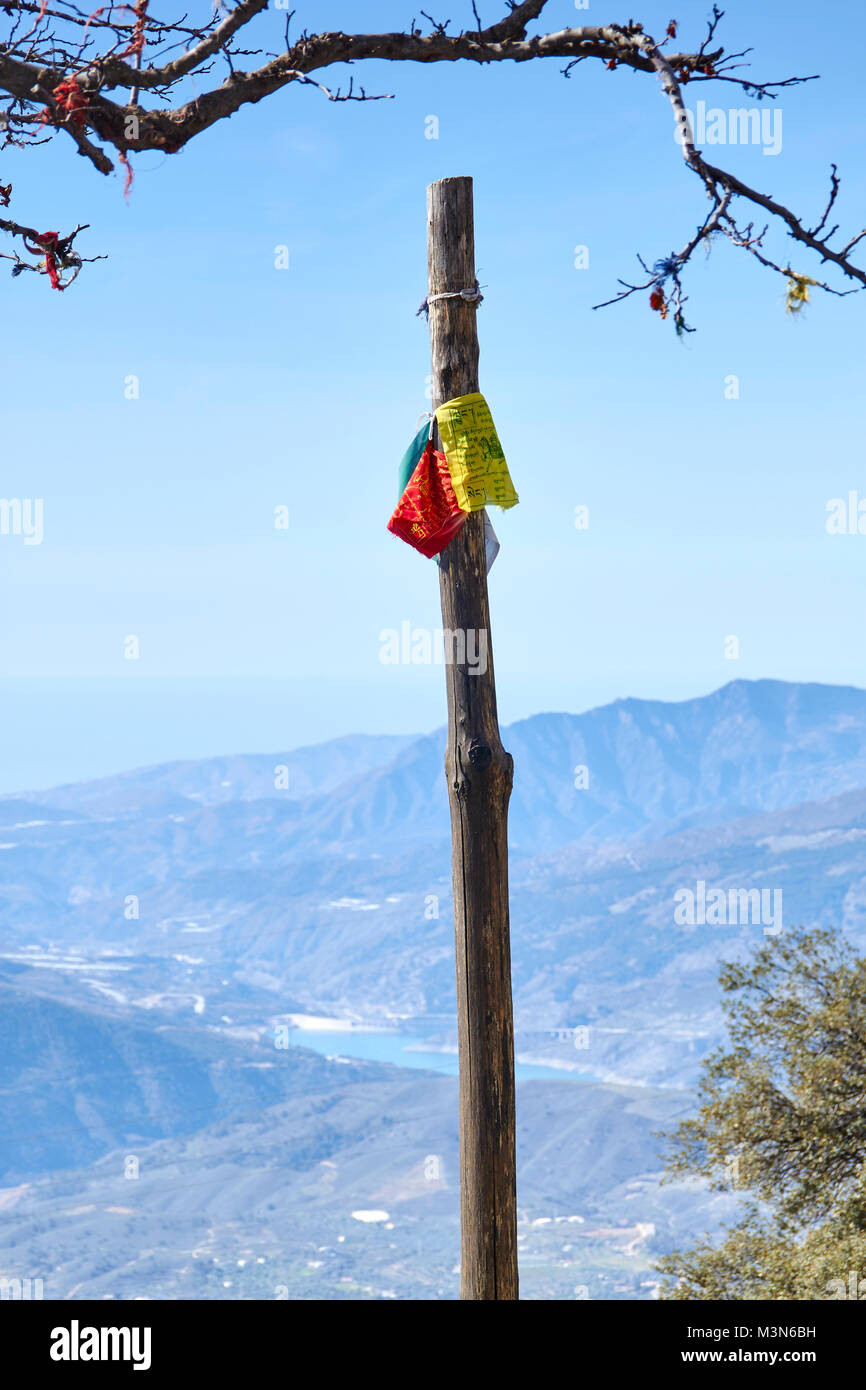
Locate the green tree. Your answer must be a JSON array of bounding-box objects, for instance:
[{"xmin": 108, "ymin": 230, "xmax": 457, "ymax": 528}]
[{"xmin": 659, "ymin": 926, "xmax": 866, "ymax": 1300}]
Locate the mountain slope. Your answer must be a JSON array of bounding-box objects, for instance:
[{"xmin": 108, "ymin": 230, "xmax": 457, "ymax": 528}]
[
  {"xmin": 0, "ymin": 969, "xmax": 394, "ymax": 1181},
  {"xmin": 0, "ymin": 1071, "xmax": 732, "ymax": 1300},
  {"xmin": 4, "ymin": 679, "xmax": 866, "ymax": 1088}
]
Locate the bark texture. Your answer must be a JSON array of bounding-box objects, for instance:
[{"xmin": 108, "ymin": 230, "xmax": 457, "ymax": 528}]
[{"xmin": 426, "ymin": 175, "xmax": 518, "ymax": 1302}]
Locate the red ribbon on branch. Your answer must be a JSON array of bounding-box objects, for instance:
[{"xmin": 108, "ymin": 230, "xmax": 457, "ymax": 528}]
[
  {"xmin": 123, "ymin": 0, "xmax": 148, "ymax": 58},
  {"xmin": 40, "ymin": 77, "xmax": 88, "ymax": 128},
  {"xmin": 23, "ymin": 232, "xmax": 63, "ymax": 291},
  {"xmin": 118, "ymin": 151, "xmax": 134, "ymax": 199},
  {"xmin": 83, "ymin": 0, "xmax": 148, "ymax": 57}
]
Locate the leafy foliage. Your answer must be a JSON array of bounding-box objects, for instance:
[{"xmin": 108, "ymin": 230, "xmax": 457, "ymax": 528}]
[{"xmin": 659, "ymin": 927, "xmax": 866, "ymax": 1299}]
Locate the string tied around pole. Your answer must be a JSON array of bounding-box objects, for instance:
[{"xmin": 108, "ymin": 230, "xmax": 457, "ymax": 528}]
[{"xmin": 416, "ymin": 279, "xmax": 484, "ymax": 318}]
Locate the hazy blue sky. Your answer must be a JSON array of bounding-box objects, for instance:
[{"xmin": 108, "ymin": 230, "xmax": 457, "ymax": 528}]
[{"xmin": 2, "ymin": 0, "xmax": 865, "ymax": 790}]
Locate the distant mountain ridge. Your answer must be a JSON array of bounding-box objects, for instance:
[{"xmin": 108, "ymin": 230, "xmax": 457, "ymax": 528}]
[
  {"xmin": 3, "ymin": 733, "xmax": 419, "ymax": 820},
  {"xmin": 6, "ymin": 678, "xmax": 866, "ymax": 856},
  {"xmin": 3, "ymin": 678, "xmax": 866, "ymax": 1088}
]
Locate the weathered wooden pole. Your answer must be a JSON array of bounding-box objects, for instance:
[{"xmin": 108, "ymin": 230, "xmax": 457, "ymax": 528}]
[{"xmin": 425, "ymin": 176, "xmax": 518, "ymax": 1301}]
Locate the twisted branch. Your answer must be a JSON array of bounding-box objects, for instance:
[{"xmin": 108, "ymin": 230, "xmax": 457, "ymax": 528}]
[{"xmin": 0, "ymin": 0, "xmax": 863, "ymax": 313}]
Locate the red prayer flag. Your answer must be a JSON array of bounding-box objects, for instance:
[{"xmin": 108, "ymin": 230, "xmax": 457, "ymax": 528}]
[{"xmin": 387, "ymin": 441, "xmax": 467, "ymax": 558}]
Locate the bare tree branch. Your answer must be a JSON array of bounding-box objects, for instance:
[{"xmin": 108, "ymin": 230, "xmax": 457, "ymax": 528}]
[
  {"xmin": 0, "ymin": 0, "xmax": 863, "ymax": 313},
  {"xmin": 0, "ymin": 214, "xmax": 101, "ymax": 287}
]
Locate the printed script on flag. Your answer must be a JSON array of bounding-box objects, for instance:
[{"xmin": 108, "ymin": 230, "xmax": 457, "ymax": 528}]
[{"xmin": 434, "ymin": 393, "xmax": 519, "ymax": 512}]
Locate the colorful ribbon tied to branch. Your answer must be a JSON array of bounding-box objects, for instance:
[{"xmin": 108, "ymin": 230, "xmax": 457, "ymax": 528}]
[
  {"xmin": 124, "ymin": 0, "xmax": 149, "ymax": 58},
  {"xmin": 43, "ymin": 78, "xmax": 88, "ymax": 128},
  {"xmin": 23, "ymin": 232, "xmax": 62, "ymax": 290},
  {"xmin": 786, "ymin": 274, "xmax": 817, "ymax": 314}
]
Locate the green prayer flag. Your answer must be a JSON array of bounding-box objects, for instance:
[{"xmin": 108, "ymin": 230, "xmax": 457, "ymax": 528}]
[{"xmin": 397, "ymin": 421, "xmax": 432, "ymax": 497}]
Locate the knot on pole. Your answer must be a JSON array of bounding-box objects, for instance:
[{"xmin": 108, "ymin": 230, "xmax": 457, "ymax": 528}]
[
  {"xmin": 467, "ymin": 740, "xmax": 493, "ymax": 769},
  {"xmin": 416, "ymin": 280, "xmax": 484, "ymax": 319}
]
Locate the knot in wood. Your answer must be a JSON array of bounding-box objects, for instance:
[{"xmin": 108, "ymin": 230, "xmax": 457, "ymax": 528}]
[{"xmin": 467, "ymin": 739, "xmax": 492, "ymax": 769}]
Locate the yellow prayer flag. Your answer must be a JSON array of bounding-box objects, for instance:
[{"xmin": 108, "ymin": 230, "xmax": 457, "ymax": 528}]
[{"xmin": 434, "ymin": 392, "xmax": 518, "ymax": 512}]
